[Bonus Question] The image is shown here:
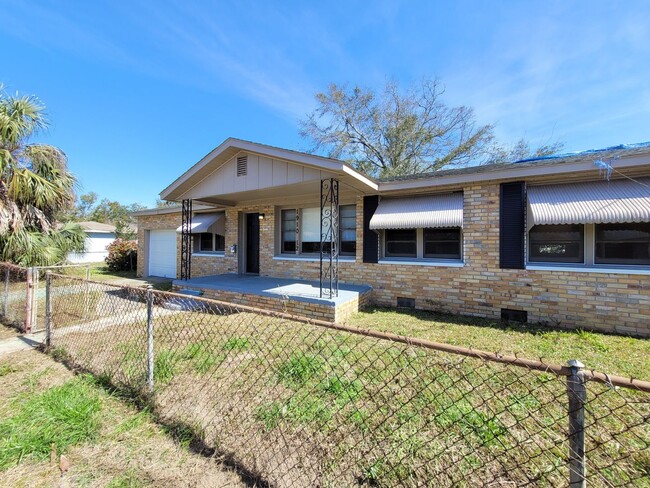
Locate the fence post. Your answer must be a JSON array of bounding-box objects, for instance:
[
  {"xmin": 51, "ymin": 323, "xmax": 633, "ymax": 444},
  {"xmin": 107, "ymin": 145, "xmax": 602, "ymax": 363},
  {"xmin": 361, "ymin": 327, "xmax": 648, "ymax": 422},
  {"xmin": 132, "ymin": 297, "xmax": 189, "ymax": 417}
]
[
  {"xmin": 3, "ymin": 267, "xmax": 9, "ymax": 318},
  {"xmin": 146, "ymin": 285, "xmax": 154, "ymax": 395},
  {"xmin": 567, "ymin": 359, "xmax": 587, "ymax": 488},
  {"xmin": 25, "ymin": 267, "xmax": 34, "ymax": 334},
  {"xmin": 45, "ymin": 271, "xmax": 52, "ymax": 349}
]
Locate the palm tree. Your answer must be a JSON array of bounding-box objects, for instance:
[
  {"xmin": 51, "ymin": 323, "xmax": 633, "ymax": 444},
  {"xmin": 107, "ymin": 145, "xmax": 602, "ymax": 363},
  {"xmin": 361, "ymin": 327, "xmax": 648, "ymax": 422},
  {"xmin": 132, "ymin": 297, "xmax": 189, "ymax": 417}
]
[{"xmin": 0, "ymin": 85, "xmax": 85, "ymax": 266}]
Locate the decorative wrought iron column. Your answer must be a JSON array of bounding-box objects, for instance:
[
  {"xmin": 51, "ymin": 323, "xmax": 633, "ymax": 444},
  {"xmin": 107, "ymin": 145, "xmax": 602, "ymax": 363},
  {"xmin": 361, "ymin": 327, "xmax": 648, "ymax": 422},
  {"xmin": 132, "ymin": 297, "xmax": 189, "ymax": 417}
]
[
  {"xmin": 320, "ymin": 178, "xmax": 339, "ymax": 298},
  {"xmin": 180, "ymin": 199, "xmax": 192, "ymax": 280}
]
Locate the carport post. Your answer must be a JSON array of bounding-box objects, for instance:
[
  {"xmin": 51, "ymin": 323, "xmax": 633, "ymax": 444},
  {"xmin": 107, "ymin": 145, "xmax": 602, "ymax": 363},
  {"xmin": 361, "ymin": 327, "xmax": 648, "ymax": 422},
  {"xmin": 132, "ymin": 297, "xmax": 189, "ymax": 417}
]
[
  {"xmin": 146, "ymin": 285, "xmax": 154, "ymax": 395},
  {"xmin": 45, "ymin": 271, "xmax": 52, "ymax": 349}
]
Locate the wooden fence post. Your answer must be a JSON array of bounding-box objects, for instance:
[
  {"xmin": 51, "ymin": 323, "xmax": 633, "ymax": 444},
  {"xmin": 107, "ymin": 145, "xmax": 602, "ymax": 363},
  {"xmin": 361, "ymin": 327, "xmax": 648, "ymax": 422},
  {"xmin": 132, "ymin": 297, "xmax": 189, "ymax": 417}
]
[
  {"xmin": 45, "ymin": 271, "xmax": 52, "ymax": 349},
  {"xmin": 146, "ymin": 285, "xmax": 154, "ymax": 395},
  {"xmin": 567, "ymin": 359, "xmax": 587, "ymax": 488}
]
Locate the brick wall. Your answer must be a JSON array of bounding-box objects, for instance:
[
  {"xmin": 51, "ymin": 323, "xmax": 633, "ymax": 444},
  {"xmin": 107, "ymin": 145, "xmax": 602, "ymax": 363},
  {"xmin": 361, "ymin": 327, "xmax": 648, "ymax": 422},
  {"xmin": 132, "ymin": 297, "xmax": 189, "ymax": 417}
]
[{"xmin": 137, "ymin": 183, "xmax": 650, "ymax": 337}]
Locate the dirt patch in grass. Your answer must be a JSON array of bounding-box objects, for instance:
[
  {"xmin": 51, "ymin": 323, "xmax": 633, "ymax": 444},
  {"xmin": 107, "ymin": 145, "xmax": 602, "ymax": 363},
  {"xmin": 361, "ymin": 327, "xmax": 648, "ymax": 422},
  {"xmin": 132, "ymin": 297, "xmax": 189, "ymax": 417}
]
[
  {"xmin": 0, "ymin": 323, "xmax": 20, "ymax": 340},
  {"xmin": 345, "ymin": 307, "xmax": 650, "ymax": 379},
  {"xmin": 0, "ymin": 350, "xmax": 246, "ymax": 487}
]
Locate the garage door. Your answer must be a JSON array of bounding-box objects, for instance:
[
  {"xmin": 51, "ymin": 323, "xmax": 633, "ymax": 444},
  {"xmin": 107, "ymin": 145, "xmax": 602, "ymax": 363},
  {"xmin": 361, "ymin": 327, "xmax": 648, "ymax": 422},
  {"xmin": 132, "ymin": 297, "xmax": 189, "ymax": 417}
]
[{"xmin": 148, "ymin": 230, "xmax": 177, "ymax": 278}]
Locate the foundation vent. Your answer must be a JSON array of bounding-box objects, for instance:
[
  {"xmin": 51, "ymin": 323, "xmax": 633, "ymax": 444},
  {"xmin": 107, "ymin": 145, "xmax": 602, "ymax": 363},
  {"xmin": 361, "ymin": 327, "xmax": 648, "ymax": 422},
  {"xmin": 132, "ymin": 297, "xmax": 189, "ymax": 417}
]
[
  {"xmin": 397, "ymin": 297, "xmax": 416, "ymax": 308},
  {"xmin": 236, "ymin": 155, "xmax": 248, "ymax": 177},
  {"xmin": 501, "ymin": 308, "xmax": 528, "ymax": 323}
]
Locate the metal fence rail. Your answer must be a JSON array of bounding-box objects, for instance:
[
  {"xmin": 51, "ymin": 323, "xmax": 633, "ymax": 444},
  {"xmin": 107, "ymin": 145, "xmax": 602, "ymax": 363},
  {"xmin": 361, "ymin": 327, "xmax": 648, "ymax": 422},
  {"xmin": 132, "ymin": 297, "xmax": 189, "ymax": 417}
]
[{"xmin": 36, "ymin": 271, "xmax": 649, "ymax": 488}]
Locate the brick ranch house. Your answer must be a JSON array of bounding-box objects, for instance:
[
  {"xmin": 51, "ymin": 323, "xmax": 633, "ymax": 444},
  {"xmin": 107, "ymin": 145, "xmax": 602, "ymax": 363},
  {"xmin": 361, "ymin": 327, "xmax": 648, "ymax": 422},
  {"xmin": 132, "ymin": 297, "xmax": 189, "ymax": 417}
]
[{"xmin": 134, "ymin": 138, "xmax": 650, "ymax": 336}]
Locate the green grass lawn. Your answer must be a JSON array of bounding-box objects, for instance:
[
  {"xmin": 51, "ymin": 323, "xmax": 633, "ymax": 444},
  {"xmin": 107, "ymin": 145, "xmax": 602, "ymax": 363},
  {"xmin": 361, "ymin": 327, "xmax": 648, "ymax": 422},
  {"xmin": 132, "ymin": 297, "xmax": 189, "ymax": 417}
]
[
  {"xmin": 88, "ymin": 264, "xmax": 137, "ymax": 281},
  {"xmin": 0, "ymin": 350, "xmax": 244, "ymax": 487},
  {"xmin": 345, "ymin": 307, "xmax": 650, "ymax": 380}
]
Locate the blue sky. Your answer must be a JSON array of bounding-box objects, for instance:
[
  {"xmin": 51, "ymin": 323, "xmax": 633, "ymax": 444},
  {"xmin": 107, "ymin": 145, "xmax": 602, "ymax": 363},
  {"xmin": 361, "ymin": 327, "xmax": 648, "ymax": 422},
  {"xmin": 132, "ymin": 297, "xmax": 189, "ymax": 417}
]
[{"xmin": 1, "ymin": 0, "xmax": 649, "ymax": 207}]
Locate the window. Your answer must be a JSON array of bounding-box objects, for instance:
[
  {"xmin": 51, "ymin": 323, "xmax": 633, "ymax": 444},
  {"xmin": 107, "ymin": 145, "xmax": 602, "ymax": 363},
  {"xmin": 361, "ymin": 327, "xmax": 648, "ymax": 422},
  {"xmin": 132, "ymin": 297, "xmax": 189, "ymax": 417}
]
[
  {"xmin": 385, "ymin": 229, "xmax": 417, "ymax": 257},
  {"xmin": 340, "ymin": 205, "xmax": 357, "ymax": 254},
  {"xmin": 193, "ymin": 233, "xmax": 225, "ymax": 253},
  {"xmin": 423, "ymin": 228, "xmax": 462, "ymax": 259},
  {"xmin": 383, "ymin": 227, "xmax": 463, "ymax": 260},
  {"xmin": 199, "ymin": 232, "xmax": 212, "ymax": 252},
  {"xmin": 529, "ymin": 224, "xmax": 584, "ymax": 263},
  {"xmin": 281, "ymin": 209, "xmax": 297, "ymax": 253},
  {"xmin": 595, "ymin": 223, "xmax": 650, "ymax": 265},
  {"xmin": 280, "ymin": 205, "xmax": 356, "ymax": 256}
]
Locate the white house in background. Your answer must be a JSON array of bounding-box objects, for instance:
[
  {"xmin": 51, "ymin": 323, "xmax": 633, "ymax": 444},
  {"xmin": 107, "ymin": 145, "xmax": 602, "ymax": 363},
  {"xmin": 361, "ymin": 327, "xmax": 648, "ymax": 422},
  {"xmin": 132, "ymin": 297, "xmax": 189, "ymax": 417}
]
[{"xmin": 67, "ymin": 221, "xmax": 118, "ymax": 263}]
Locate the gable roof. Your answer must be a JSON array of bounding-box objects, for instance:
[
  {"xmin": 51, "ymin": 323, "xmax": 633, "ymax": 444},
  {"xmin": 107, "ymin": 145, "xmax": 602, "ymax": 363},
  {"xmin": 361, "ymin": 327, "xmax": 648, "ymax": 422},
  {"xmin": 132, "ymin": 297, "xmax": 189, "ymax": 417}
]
[{"xmin": 160, "ymin": 137, "xmax": 377, "ymax": 201}]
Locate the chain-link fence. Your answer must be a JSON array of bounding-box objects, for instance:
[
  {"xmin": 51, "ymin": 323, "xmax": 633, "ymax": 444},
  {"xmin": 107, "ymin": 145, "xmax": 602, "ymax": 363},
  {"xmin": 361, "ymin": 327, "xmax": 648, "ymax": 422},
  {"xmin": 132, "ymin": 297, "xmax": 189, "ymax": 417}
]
[
  {"xmin": 36, "ymin": 271, "xmax": 649, "ymax": 487},
  {"xmin": 0, "ymin": 263, "xmax": 29, "ymax": 331},
  {"xmin": 0, "ymin": 262, "xmax": 91, "ymax": 333}
]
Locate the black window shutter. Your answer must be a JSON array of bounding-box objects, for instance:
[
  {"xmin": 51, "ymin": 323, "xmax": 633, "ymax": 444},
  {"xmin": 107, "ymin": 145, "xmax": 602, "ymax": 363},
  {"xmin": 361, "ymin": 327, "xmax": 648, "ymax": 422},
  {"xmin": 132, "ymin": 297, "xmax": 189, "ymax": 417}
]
[
  {"xmin": 363, "ymin": 196, "xmax": 379, "ymax": 263},
  {"xmin": 499, "ymin": 182, "xmax": 526, "ymax": 269}
]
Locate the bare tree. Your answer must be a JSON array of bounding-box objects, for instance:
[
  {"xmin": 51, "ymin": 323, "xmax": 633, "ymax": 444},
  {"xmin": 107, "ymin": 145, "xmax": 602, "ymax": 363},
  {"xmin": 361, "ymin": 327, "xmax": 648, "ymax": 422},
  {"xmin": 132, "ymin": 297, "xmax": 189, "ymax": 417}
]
[{"xmin": 300, "ymin": 79, "xmax": 562, "ymax": 178}]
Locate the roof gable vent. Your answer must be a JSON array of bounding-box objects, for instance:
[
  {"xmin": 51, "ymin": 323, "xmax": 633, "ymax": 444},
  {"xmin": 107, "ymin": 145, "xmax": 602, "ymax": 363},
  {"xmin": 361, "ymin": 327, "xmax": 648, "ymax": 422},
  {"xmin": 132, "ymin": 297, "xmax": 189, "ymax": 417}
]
[{"xmin": 236, "ymin": 155, "xmax": 248, "ymax": 177}]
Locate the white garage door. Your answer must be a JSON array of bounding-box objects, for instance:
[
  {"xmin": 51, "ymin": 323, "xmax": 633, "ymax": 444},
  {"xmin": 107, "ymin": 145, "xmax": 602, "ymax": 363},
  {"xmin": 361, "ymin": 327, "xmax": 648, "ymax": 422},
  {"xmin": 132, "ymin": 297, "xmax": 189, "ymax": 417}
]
[{"xmin": 148, "ymin": 230, "xmax": 177, "ymax": 278}]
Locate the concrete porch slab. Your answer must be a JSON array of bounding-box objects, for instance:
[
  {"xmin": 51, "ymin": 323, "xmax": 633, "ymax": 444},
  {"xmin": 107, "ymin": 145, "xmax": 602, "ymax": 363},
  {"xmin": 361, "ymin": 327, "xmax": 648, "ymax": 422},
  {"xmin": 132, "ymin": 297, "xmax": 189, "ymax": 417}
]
[{"xmin": 172, "ymin": 274, "xmax": 372, "ymax": 322}]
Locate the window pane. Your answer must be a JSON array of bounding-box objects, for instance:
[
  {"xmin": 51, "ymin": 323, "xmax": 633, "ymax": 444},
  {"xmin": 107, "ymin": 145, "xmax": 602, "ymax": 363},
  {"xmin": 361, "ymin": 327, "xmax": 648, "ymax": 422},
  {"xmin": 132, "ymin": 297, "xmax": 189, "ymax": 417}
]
[
  {"xmin": 385, "ymin": 229, "xmax": 417, "ymax": 257},
  {"xmin": 340, "ymin": 205, "xmax": 356, "ymax": 218},
  {"xmin": 281, "ymin": 209, "xmax": 297, "ymax": 253},
  {"xmin": 340, "ymin": 204, "xmax": 356, "ymax": 256},
  {"xmin": 423, "ymin": 228, "xmax": 461, "ymax": 259},
  {"xmin": 529, "ymin": 224, "xmax": 584, "ymax": 263},
  {"xmin": 595, "ymin": 223, "xmax": 650, "ymax": 265},
  {"xmin": 199, "ymin": 233, "xmax": 213, "ymax": 251},
  {"xmin": 301, "ymin": 208, "xmax": 321, "ymax": 243},
  {"xmin": 215, "ymin": 234, "xmax": 225, "ymax": 252},
  {"xmin": 302, "ymin": 241, "xmax": 324, "ymax": 253}
]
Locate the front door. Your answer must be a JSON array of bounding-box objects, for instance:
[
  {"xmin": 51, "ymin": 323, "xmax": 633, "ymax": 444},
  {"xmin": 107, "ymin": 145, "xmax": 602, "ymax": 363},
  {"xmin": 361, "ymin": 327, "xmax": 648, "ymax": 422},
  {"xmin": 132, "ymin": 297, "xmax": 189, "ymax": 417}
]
[{"xmin": 245, "ymin": 213, "xmax": 260, "ymax": 274}]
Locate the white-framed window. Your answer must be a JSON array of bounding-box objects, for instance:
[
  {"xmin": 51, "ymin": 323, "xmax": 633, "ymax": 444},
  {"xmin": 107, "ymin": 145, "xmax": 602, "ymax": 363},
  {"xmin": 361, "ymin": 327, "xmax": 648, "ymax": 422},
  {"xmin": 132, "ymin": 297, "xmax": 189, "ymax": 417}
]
[
  {"xmin": 528, "ymin": 224, "xmax": 584, "ymax": 263},
  {"xmin": 280, "ymin": 205, "xmax": 356, "ymax": 256},
  {"xmin": 383, "ymin": 227, "xmax": 463, "ymax": 261},
  {"xmin": 193, "ymin": 233, "xmax": 225, "ymax": 253},
  {"xmin": 594, "ymin": 222, "xmax": 650, "ymax": 265},
  {"xmin": 527, "ymin": 222, "xmax": 650, "ymax": 267}
]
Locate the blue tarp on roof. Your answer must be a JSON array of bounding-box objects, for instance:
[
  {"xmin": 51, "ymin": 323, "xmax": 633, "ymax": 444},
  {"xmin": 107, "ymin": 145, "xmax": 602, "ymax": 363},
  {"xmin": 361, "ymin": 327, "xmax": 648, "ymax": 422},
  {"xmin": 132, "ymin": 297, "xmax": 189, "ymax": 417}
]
[{"xmin": 512, "ymin": 141, "xmax": 650, "ymax": 165}]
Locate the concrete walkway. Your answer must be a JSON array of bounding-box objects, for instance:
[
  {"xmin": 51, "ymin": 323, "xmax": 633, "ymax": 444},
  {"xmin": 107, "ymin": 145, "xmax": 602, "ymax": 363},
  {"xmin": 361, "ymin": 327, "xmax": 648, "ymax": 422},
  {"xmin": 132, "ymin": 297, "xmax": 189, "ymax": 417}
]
[{"xmin": 0, "ymin": 331, "xmax": 45, "ymax": 357}]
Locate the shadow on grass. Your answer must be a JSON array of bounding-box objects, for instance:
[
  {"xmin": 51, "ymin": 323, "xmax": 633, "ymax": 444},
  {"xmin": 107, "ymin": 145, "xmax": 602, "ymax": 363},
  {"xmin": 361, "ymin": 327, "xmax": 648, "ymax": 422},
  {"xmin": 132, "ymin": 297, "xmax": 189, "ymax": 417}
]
[
  {"xmin": 358, "ymin": 306, "xmax": 574, "ymax": 337},
  {"xmin": 44, "ymin": 346, "xmax": 271, "ymax": 488}
]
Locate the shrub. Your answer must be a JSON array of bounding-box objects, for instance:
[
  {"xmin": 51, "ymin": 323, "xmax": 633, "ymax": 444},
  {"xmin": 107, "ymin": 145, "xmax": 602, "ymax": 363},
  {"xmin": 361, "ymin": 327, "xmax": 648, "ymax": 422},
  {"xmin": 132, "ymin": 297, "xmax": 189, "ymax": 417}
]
[{"xmin": 105, "ymin": 238, "xmax": 137, "ymax": 271}]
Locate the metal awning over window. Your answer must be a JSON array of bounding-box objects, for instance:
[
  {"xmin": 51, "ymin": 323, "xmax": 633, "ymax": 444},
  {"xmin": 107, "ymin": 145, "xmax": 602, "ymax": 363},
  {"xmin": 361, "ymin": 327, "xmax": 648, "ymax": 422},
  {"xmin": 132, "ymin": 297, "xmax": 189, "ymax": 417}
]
[
  {"xmin": 176, "ymin": 213, "xmax": 225, "ymax": 234},
  {"xmin": 369, "ymin": 193, "xmax": 463, "ymax": 230},
  {"xmin": 527, "ymin": 179, "xmax": 650, "ymax": 229}
]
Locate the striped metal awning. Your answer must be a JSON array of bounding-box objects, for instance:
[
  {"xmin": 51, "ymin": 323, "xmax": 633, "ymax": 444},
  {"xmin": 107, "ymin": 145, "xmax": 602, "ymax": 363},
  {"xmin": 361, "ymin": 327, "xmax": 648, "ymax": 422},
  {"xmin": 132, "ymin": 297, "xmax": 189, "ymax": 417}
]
[
  {"xmin": 527, "ymin": 178, "xmax": 650, "ymax": 229},
  {"xmin": 176, "ymin": 213, "xmax": 225, "ymax": 234},
  {"xmin": 369, "ymin": 193, "xmax": 463, "ymax": 230}
]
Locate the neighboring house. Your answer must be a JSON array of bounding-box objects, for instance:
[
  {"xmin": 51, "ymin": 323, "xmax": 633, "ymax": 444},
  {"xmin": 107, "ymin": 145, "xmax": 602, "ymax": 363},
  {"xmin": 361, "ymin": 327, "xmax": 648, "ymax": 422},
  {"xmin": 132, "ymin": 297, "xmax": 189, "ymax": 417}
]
[
  {"xmin": 134, "ymin": 138, "xmax": 650, "ymax": 336},
  {"xmin": 67, "ymin": 221, "xmax": 118, "ymax": 263}
]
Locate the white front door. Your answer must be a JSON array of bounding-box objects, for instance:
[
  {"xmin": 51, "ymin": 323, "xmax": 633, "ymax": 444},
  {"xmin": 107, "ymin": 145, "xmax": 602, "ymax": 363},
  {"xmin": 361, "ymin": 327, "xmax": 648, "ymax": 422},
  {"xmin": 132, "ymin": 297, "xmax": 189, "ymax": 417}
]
[{"xmin": 148, "ymin": 230, "xmax": 177, "ymax": 278}]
